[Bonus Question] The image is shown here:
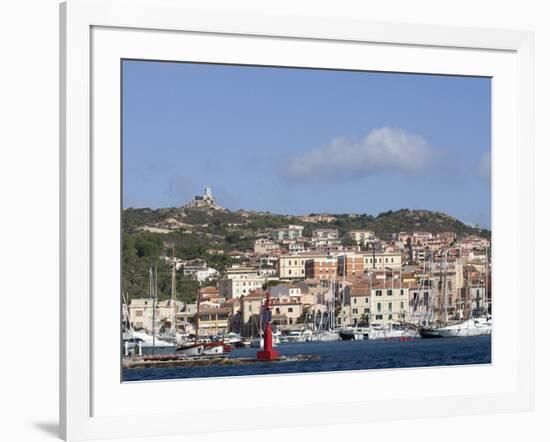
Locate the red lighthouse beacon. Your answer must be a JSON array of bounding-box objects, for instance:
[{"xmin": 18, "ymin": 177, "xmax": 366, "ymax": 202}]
[{"xmin": 256, "ymin": 290, "xmax": 280, "ymax": 361}]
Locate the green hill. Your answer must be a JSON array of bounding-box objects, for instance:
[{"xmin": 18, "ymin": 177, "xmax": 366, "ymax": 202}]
[{"xmin": 121, "ymin": 206, "xmax": 490, "ymax": 301}]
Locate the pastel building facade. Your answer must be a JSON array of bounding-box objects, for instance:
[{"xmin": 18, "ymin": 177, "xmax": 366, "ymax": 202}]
[{"xmin": 218, "ymin": 266, "xmax": 264, "ymax": 299}]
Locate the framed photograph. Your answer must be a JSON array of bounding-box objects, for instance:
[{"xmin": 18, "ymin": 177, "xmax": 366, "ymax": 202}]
[{"xmin": 60, "ymin": 0, "xmax": 534, "ymax": 440}]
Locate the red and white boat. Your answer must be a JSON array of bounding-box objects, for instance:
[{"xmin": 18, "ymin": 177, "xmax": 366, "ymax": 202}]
[{"xmin": 176, "ymin": 342, "xmax": 204, "ymax": 357}]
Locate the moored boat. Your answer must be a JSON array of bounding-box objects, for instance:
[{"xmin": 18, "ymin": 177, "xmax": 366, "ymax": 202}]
[
  {"xmin": 176, "ymin": 342, "xmax": 204, "ymax": 357},
  {"xmin": 339, "ymin": 326, "xmax": 370, "ymax": 340},
  {"xmin": 419, "ymin": 316, "xmax": 492, "ymax": 338},
  {"xmin": 368, "ymin": 323, "xmax": 419, "ymax": 340},
  {"xmin": 315, "ymin": 330, "xmax": 340, "ymax": 341},
  {"xmin": 203, "ymin": 341, "xmax": 227, "ymax": 355}
]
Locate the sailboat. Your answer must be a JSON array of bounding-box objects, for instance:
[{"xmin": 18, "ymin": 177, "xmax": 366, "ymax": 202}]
[
  {"xmin": 419, "ymin": 249, "xmax": 492, "ymax": 338},
  {"xmin": 315, "ymin": 275, "xmax": 340, "ymax": 341},
  {"xmin": 123, "ymin": 267, "xmax": 177, "ymax": 355},
  {"xmin": 176, "ymin": 282, "xmax": 226, "ymax": 356},
  {"xmin": 157, "ymin": 244, "xmax": 190, "ymax": 345}
]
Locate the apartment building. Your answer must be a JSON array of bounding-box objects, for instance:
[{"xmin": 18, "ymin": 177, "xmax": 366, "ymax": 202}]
[
  {"xmin": 271, "ymin": 225, "xmax": 304, "ymax": 241},
  {"xmin": 348, "ymin": 229, "xmax": 376, "ymax": 246},
  {"xmin": 277, "ymin": 254, "xmax": 307, "ymax": 279},
  {"xmin": 127, "ymin": 298, "xmax": 183, "ymax": 333},
  {"xmin": 363, "ymin": 251, "xmax": 403, "ymax": 270},
  {"xmin": 427, "ymin": 259, "xmax": 464, "ymax": 316},
  {"xmin": 218, "ymin": 265, "xmax": 264, "ymax": 299},
  {"xmin": 254, "ymin": 238, "xmax": 280, "ymax": 254},
  {"xmin": 343, "ymin": 282, "xmax": 371, "ymax": 327},
  {"xmin": 312, "ymin": 228, "xmax": 339, "ymax": 240},
  {"xmin": 370, "ymin": 282, "xmax": 410, "ymax": 325},
  {"xmin": 287, "ymin": 240, "xmax": 306, "ymax": 252},
  {"xmin": 337, "ymin": 252, "xmax": 366, "ymax": 277},
  {"xmin": 304, "ymin": 255, "xmax": 338, "ymax": 280},
  {"xmin": 272, "ymin": 300, "xmax": 303, "ymax": 325},
  {"xmin": 271, "ymin": 282, "xmax": 314, "ymax": 306},
  {"xmin": 196, "ymin": 307, "xmax": 231, "ymax": 335},
  {"xmin": 275, "ymin": 252, "xmax": 319, "ymax": 278}
]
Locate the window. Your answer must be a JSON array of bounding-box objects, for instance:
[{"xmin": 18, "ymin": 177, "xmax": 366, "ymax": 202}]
[
  {"xmin": 391, "ymin": 258, "xmax": 394, "ymax": 263},
  {"xmin": 385, "ymin": 258, "xmax": 388, "ymax": 263},
  {"xmin": 288, "ymin": 270, "xmax": 292, "ymax": 275},
  {"xmin": 288, "ymin": 307, "xmax": 293, "ymax": 313},
  {"xmin": 352, "ymin": 308, "xmax": 358, "ymax": 314},
  {"xmin": 377, "ymin": 303, "xmax": 382, "ymax": 312},
  {"xmin": 387, "ymin": 289, "xmax": 393, "ymax": 296},
  {"xmin": 376, "ymin": 314, "xmax": 383, "ymax": 320},
  {"xmin": 400, "ymin": 301, "xmax": 404, "ymax": 310},
  {"xmin": 135, "ymin": 310, "xmax": 143, "ymax": 317},
  {"xmin": 388, "ymin": 314, "xmax": 393, "ymax": 320},
  {"xmin": 353, "ymin": 298, "xmax": 357, "ymax": 304},
  {"xmin": 376, "ymin": 290, "xmax": 382, "ymax": 296},
  {"xmin": 400, "ymin": 289, "xmax": 404, "ymax": 295},
  {"xmin": 388, "ymin": 302, "xmax": 393, "ymax": 312}
]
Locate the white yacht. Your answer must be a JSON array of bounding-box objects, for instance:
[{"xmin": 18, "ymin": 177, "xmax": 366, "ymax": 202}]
[
  {"xmin": 280, "ymin": 328, "xmax": 313, "ymax": 343},
  {"xmin": 315, "ymin": 330, "xmax": 340, "ymax": 341},
  {"xmin": 418, "ymin": 248, "xmax": 492, "ymax": 339},
  {"xmin": 123, "ymin": 330, "xmax": 177, "ymax": 355},
  {"xmin": 419, "ymin": 316, "xmax": 492, "ymax": 338},
  {"xmin": 368, "ymin": 323, "xmax": 419, "ymax": 340}
]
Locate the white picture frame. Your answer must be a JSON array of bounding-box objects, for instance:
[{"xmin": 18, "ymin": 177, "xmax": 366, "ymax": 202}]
[{"xmin": 60, "ymin": 0, "xmax": 534, "ymax": 440}]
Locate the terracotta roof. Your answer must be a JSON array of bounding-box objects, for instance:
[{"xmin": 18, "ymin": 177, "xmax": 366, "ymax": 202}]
[
  {"xmin": 200, "ymin": 286, "xmax": 219, "ymax": 294},
  {"xmin": 198, "ymin": 307, "xmax": 232, "ymax": 315},
  {"xmin": 350, "ymin": 287, "xmax": 371, "ymax": 296}
]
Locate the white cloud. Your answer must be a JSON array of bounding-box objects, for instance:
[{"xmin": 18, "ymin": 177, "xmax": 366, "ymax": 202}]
[
  {"xmin": 283, "ymin": 126, "xmax": 438, "ymax": 180},
  {"xmin": 478, "ymin": 151, "xmax": 491, "ymax": 182}
]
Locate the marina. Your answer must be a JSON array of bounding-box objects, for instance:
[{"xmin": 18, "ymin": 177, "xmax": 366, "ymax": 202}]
[{"xmin": 121, "ymin": 227, "xmax": 492, "ymax": 380}]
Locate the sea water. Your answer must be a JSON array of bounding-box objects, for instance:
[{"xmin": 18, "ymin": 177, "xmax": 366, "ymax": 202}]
[{"xmin": 122, "ymin": 335, "xmax": 491, "ymax": 382}]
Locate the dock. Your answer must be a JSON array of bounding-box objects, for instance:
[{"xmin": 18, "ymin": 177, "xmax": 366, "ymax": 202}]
[{"xmin": 123, "ymin": 354, "xmax": 320, "ymax": 369}]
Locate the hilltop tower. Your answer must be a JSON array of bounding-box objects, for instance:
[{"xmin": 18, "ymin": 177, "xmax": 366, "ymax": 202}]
[
  {"xmin": 204, "ymin": 186, "xmax": 214, "ymax": 203},
  {"xmin": 184, "ymin": 186, "xmax": 222, "ymax": 210}
]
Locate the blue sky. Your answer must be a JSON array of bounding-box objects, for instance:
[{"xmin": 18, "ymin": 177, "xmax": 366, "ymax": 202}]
[{"xmin": 123, "ymin": 60, "xmax": 491, "ymax": 228}]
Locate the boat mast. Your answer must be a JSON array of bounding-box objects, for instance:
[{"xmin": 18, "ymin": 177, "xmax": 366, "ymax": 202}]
[
  {"xmin": 171, "ymin": 243, "xmax": 177, "ymax": 336},
  {"xmin": 195, "ymin": 283, "xmax": 201, "ymax": 345},
  {"xmin": 442, "ymin": 250, "xmax": 448, "ymax": 324},
  {"xmin": 152, "ymin": 266, "xmax": 157, "ymax": 352},
  {"xmin": 121, "ymin": 290, "xmax": 131, "ymax": 333},
  {"xmin": 437, "ymin": 253, "xmax": 444, "ymax": 325},
  {"xmin": 484, "ymin": 246, "xmax": 489, "ymax": 313},
  {"xmin": 464, "ymin": 267, "xmax": 469, "ymax": 320}
]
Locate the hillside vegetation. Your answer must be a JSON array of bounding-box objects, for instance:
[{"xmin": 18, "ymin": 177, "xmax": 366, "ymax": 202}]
[{"xmin": 122, "ymin": 206, "xmax": 490, "ymax": 302}]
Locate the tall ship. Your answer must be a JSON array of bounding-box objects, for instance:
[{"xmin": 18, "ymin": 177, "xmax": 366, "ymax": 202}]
[{"xmin": 418, "ymin": 248, "xmax": 492, "ymax": 338}]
